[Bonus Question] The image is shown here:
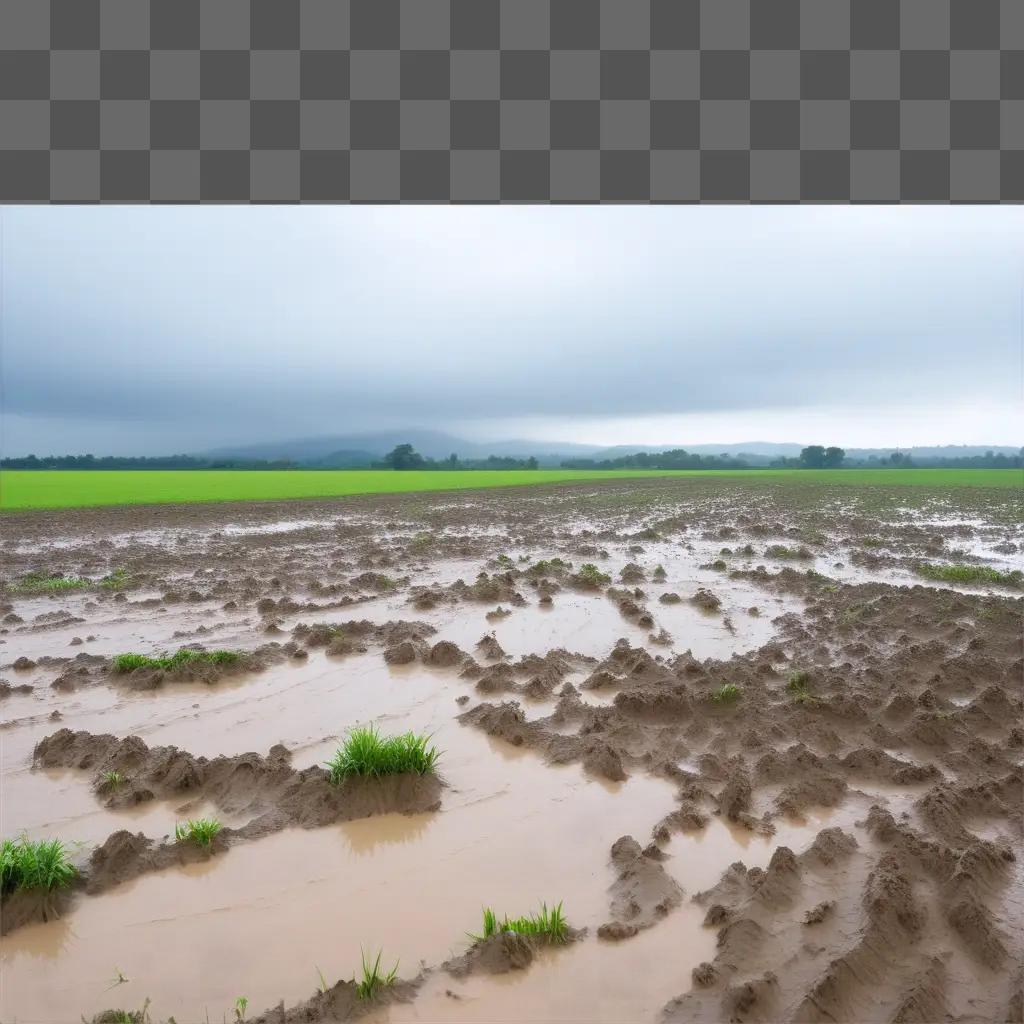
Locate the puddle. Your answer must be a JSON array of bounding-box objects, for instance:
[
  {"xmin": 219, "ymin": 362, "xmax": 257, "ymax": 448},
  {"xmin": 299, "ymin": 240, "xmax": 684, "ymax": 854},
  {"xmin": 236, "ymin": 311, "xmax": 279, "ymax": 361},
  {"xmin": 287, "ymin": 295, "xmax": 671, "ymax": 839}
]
[
  {"xmin": 1, "ymin": 658, "xmax": 872, "ymax": 1024},
  {"xmin": 278, "ymin": 551, "xmax": 800, "ymax": 664},
  {"xmin": 1, "ymin": 764, "xmax": 230, "ymax": 849},
  {"xmin": 0, "ymin": 596, "xmax": 261, "ymax": 666},
  {"xmin": 3, "ymin": 487, "xmax": 1019, "ymax": 1023},
  {"xmin": 372, "ymin": 808, "xmax": 862, "ymax": 1024},
  {"xmin": 0, "ymin": 724, "xmax": 681, "ymax": 1022}
]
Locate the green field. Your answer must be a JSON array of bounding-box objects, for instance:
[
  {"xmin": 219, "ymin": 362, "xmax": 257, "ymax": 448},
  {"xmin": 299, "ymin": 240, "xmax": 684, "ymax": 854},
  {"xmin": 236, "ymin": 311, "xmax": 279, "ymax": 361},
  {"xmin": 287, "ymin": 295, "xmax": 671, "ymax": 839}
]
[{"xmin": 0, "ymin": 468, "xmax": 1018, "ymax": 511}]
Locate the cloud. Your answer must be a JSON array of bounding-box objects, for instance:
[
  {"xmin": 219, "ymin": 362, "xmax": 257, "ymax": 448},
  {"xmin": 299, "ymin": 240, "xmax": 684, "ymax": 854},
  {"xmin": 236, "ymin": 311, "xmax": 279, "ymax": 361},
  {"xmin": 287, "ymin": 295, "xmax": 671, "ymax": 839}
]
[{"xmin": 1, "ymin": 205, "xmax": 1020, "ymax": 453}]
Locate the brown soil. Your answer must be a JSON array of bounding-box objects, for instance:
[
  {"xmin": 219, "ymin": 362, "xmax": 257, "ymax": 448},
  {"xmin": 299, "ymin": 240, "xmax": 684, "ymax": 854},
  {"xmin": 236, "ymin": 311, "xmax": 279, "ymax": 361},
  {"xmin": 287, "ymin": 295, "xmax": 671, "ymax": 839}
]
[
  {"xmin": 1, "ymin": 476, "xmax": 1020, "ymax": 1023},
  {"xmin": 7, "ymin": 729, "xmax": 441, "ymax": 932}
]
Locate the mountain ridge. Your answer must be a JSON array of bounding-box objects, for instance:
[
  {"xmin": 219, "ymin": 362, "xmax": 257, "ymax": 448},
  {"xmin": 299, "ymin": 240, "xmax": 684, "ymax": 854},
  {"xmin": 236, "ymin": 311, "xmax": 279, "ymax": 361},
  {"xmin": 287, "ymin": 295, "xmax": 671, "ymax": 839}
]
[{"xmin": 200, "ymin": 431, "xmax": 1020, "ymax": 465}]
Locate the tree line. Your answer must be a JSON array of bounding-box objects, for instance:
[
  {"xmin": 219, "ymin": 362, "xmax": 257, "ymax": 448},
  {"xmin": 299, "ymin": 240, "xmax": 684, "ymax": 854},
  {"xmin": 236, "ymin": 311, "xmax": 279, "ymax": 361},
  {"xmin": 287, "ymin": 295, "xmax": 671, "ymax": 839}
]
[
  {"xmin": 561, "ymin": 449, "xmax": 751, "ymax": 470},
  {"xmin": 774, "ymin": 447, "xmax": 1023, "ymax": 469},
  {"xmin": 0, "ymin": 453, "xmax": 299, "ymax": 470},
  {"xmin": 378, "ymin": 444, "xmax": 538, "ymax": 470},
  {"xmin": 3, "ymin": 445, "xmax": 1019, "ymax": 472}
]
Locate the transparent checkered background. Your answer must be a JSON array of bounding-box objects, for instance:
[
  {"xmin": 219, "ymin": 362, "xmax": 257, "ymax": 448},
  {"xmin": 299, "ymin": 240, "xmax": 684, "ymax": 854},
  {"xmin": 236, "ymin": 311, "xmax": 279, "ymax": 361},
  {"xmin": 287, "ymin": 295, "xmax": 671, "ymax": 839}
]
[{"xmin": 1, "ymin": 0, "xmax": 1021, "ymax": 201}]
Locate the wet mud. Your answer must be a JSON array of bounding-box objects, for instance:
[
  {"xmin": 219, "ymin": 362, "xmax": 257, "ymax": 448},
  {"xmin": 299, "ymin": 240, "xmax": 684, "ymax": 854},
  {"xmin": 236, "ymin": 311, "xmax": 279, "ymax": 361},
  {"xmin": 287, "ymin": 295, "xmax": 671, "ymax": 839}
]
[{"xmin": 1, "ymin": 476, "xmax": 1021, "ymax": 1022}]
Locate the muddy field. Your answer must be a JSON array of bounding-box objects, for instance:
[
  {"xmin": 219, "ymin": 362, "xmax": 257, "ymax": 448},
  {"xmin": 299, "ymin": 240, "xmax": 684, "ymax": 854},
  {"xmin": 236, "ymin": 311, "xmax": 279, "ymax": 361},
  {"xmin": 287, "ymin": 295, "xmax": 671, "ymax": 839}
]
[{"xmin": 1, "ymin": 476, "xmax": 1021, "ymax": 1024}]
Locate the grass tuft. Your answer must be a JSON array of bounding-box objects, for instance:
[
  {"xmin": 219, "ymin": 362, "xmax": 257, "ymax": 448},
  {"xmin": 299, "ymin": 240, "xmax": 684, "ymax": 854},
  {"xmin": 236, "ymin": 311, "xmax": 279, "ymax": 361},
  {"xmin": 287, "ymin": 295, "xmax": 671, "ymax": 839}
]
[
  {"xmin": 93, "ymin": 1000, "xmax": 151, "ymax": 1024},
  {"xmin": 325, "ymin": 725, "xmax": 440, "ymax": 783},
  {"xmin": 473, "ymin": 901, "xmax": 569, "ymax": 944},
  {"xmin": 916, "ymin": 563, "xmax": 1023, "ymax": 588},
  {"xmin": 572, "ymin": 563, "xmax": 610, "ymax": 587},
  {"xmin": 787, "ymin": 671, "xmax": 817, "ymax": 704},
  {"xmin": 355, "ymin": 949, "xmax": 398, "ymax": 1000},
  {"xmin": 99, "ymin": 568, "xmax": 130, "ymax": 590},
  {"xmin": 10, "ymin": 573, "xmax": 90, "ymax": 595},
  {"xmin": 99, "ymin": 769, "xmax": 126, "ymax": 790},
  {"xmin": 1, "ymin": 836, "xmax": 77, "ymax": 894},
  {"xmin": 174, "ymin": 818, "xmax": 222, "ymax": 847},
  {"xmin": 765, "ymin": 545, "xmax": 813, "ymax": 560},
  {"xmin": 112, "ymin": 649, "xmax": 240, "ymax": 673},
  {"xmin": 710, "ymin": 683, "xmax": 741, "ymax": 705}
]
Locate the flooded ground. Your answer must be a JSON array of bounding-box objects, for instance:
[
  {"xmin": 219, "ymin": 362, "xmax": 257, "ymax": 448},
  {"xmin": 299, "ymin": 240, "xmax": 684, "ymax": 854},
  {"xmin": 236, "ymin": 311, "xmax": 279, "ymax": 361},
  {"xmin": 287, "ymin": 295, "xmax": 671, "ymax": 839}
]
[{"xmin": 1, "ymin": 476, "xmax": 1021, "ymax": 1023}]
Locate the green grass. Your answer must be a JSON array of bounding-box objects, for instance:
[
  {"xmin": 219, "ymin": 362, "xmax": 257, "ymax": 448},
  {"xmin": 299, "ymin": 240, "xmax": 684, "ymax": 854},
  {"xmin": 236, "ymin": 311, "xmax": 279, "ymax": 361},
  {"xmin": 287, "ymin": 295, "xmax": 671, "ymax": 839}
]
[
  {"xmin": 572, "ymin": 563, "xmax": 611, "ymax": 587},
  {"xmin": 99, "ymin": 769, "xmax": 126, "ymax": 790},
  {"xmin": 1, "ymin": 836, "xmax": 77, "ymax": 894},
  {"xmin": 786, "ymin": 672, "xmax": 818, "ymax": 704},
  {"xmin": 710, "ymin": 683, "xmax": 741, "ymax": 705},
  {"xmin": 473, "ymin": 901, "xmax": 569, "ymax": 944},
  {"xmin": 915, "ymin": 563, "xmax": 1023, "ymax": 588},
  {"xmin": 9, "ymin": 572, "xmax": 90, "ymax": 594},
  {"xmin": 325, "ymin": 725, "xmax": 440, "ymax": 783},
  {"xmin": 94, "ymin": 1002, "xmax": 151, "ymax": 1024},
  {"xmin": 355, "ymin": 949, "xmax": 398, "ymax": 1000},
  {"xmin": 99, "ymin": 568, "xmax": 130, "ymax": 590},
  {"xmin": 2, "ymin": 468, "xmax": 1017, "ymax": 511},
  {"xmin": 174, "ymin": 818, "xmax": 222, "ymax": 847},
  {"xmin": 527, "ymin": 557, "xmax": 570, "ymax": 576},
  {"xmin": 112, "ymin": 649, "xmax": 240, "ymax": 672},
  {"xmin": 765, "ymin": 544, "xmax": 813, "ymax": 559}
]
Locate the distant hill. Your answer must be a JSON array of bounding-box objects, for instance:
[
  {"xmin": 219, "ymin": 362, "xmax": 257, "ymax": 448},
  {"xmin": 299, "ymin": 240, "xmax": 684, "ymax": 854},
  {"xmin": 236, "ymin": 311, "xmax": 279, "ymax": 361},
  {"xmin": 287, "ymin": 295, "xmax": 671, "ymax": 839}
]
[
  {"xmin": 200, "ymin": 434, "xmax": 1020, "ymax": 467},
  {"xmin": 589, "ymin": 442, "xmax": 805, "ymax": 460},
  {"xmin": 203, "ymin": 430, "xmax": 601, "ymax": 465},
  {"xmin": 844, "ymin": 445, "xmax": 1022, "ymax": 460}
]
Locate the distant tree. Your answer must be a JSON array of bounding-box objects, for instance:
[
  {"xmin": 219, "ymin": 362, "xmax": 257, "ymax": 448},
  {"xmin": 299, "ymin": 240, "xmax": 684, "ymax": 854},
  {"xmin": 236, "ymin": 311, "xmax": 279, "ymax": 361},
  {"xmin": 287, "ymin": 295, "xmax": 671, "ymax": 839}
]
[
  {"xmin": 886, "ymin": 451, "xmax": 913, "ymax": 467},
  {"xmin": 526, "ymin": 456, "xmax": 538, "ymax": 470},
  {"xmin": 447, "ymin": 453, "xmax": 458, "ymax": 467},
  {"xmin": 383, "ymin": 444, "xmax": 424, "ymax": 470},
  {"xmin": 823, "ymin": 446, "xmax": 845, "ymax": 468},
  {"xmin": 799, "ymin": 445, "xmax": 827, "ymax": 468}
]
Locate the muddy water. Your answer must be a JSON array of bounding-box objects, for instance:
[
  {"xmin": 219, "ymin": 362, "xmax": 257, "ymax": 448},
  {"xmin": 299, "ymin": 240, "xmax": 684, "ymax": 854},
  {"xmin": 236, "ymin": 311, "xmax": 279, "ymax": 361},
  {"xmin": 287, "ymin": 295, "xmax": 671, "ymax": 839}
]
[
  {"xmin": 1, "ymin": 635, "xmax": 857, "ymax": 1023},
  {"xmin": 256, "ymin": 551, "xmax": 801, "ymax": 664},
  {"xmin": 2, "ymin": 655, "xmax": 467, "ymax": 846},
  {"xmin": 373, "ymin": 804, "xmax": 876, "ymax": 1024},
  {"xmin": 1, "ymin": 745, "xmax": 862, "ymax": 1024},
  {"xmin": 0, "ymin": 729, "xmax": 679, "ymax": 1021},
  {"xmin": 0, "ymin": 596, "xmax": 259, "ymax": 664}
]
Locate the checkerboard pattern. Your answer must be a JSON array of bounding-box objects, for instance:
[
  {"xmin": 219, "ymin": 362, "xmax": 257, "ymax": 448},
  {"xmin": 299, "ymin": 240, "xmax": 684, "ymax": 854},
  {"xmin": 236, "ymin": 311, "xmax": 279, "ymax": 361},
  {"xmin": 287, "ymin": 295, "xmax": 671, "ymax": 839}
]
[{"xmin": 1, "ymin": 0, "xmax": 1021, "ymax": 201}]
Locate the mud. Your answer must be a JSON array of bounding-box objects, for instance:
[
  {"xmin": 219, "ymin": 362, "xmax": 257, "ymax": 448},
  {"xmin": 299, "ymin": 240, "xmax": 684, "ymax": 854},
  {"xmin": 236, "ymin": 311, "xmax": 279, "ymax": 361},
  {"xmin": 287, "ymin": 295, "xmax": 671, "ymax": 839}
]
[
  {"xmin": 1, "ymin": 476, "xmax": 1021, "ymax": 1022},
  {"xmin": 4, "ymin": 728, "xmax": 441, "ymax": 932},
  {"xmin": 597, "ymin": 835, "xmax": 683, "ymax": 939}
]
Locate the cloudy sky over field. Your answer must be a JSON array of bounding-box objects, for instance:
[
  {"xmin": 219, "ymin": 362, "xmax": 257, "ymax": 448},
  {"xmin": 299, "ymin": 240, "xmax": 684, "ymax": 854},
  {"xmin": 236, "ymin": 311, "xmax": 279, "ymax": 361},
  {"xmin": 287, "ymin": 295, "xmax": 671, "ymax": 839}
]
[{"xmin": 1, "ymin": 205, "xmax": 1020, "ymax": 455}]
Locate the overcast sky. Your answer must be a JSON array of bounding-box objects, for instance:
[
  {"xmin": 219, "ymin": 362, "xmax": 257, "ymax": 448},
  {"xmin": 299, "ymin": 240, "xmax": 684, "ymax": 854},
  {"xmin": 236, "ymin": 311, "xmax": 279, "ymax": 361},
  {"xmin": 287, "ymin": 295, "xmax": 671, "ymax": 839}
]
[{"xmin": 1, "ymin": 206, "xmax": 1020, "ymax": 456}]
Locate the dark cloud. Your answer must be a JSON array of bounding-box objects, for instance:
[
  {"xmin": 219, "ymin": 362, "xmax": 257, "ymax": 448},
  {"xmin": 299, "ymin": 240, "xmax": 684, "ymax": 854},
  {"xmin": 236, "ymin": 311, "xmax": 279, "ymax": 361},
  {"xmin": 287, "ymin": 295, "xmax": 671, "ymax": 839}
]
[{"xmin": 1, "ymin": 206, "xmax": 1019, "ymax": 454}]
